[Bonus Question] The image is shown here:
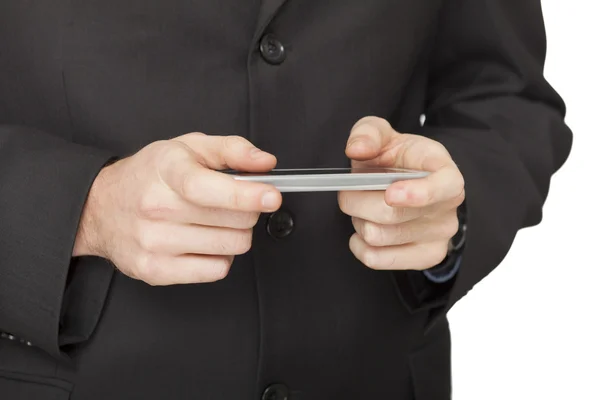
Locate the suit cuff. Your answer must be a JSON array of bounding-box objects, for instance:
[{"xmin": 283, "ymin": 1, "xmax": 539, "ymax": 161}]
[
  {"xmin": 423, "ymin": 255, "xmax": 462, "ymax": 283},
  {"xmin": 59, "ymin": 257, "xmax": 115, "ymax": 348},
  {"xmin": 0, "ymin": 126, "xmax": 116, "ymax": 358}
]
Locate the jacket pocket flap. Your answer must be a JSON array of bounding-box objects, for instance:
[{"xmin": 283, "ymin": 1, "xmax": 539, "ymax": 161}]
[{"xmin": 0, "ymin": 370, "xmax": 71, "ymax": 399}]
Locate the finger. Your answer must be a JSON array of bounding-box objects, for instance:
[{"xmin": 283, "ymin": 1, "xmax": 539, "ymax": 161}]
[
  {"xmin": 345, "ymin": 117, "xmax": 396, "ymax": 162},
  {"xmin": 161, "ymin": 158, "xmax": 282, "ymax": 212},
  {"xmin": 174, "ymin": 133, "xmax": 277, "ymax": 172},
  {"xmin": 349, "ymin": 126, "xmax": 458, "ymax": 174},
  {"xmin": 349, "ymin": 234, "xmax": 449, "ymax": 271},
  {"xmin": 137, "ymin": 223, "xmax": 253, "ymax": 256},
  {"xmin": 352, "ymin": 211, "xmax": 458, "ymax": 247},
  {"xmin": 339, "ymin": 190, "xmax": 431, "ymax": 224},
  {"xmin": 385, "ymin": 165, "xmax": 465, "ymax": 207},
  {"xmin": 139, "ymin": 192, "xmax": 260, "ymax": 229},
  {"xmin": 184, "ymin": 207, "xmax": 260, "ymax": 229},
  {"xmin": 140, "ymin": 254, "xmax": 234, "ymax": 286}
]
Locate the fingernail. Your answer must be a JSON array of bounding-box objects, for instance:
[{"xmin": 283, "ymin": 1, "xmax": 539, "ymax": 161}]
[
  {"xmin": 261, "ymin": 191, "xmax": 280, "ymax": 210},
  {"xmin": 347, "ymin": 138, "xmax": 360, "ymax": 148},
  {"xmin": 350, "ymin": 137, "xmax": 367, "ymax": 147},
  {"xmin": 390, "ymin": 188, "xmax": 407, "ymax": 204},
  {"xmin": 250, "ymin": 148, "xmax": 268, "ymax": 159}
]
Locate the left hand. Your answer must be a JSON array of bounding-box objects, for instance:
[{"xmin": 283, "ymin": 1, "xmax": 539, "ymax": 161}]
[{"xmin": 339, "ymin": 116, "xmax": 465, "ymax": 271}]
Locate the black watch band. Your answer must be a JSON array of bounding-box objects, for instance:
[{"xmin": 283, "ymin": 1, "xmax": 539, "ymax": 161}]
[{"xmin": 423, "ymin": 202, "xmax": 467, "ymax": 281}]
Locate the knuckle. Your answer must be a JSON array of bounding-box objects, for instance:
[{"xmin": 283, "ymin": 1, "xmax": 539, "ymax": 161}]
[
  {"xmin": 442, "ymin": 216, "xmax": 460, "ymax": 239},
  {"xmin": 362, "ymin": 249, "xmax": 380, "ymax": 270},
  {"xmin": 400, "ymin": 138, "xmax": 429, "ymax": 168},
  {"xmin": 396, "ymin": 224, "xmax": 411, "ymax": 244},
  {"xmin": 181, "ymin": 131, "xmax": 205, "ymax": 139},
  {"xmin": 381, "ymin": 210, "xmax": 396, "ymax": 225},
  {"xmin": 430, "ymin": 243, "xmax": 449, "ymax": 266},
  {"xmin": 456, "ymin": 186, "xmax": 466, "ymax": 204},
  {"xmin": 361, "ymin": 222, "xmax": 385, "ymax": 247},
  {"xmin": 456, "ymin": 173, "xmax": 466, "ymax": 193},
  {"xmin": 179, "ymin": 171, "xmax": 197, "ymax": 201},
  {"xmin": 379, "ymin": 117, "xmax": 392, "ymax": 127},
  {"xmin": 337, "ymin": 192, "xmax": 352, "ymax": 215},
  {"xmin": 158, "ymin": 141, "xmax": 190, "ymax": 164},
  {"xmin": 425, "ymin": 140, "xmax": 450, "ymax": 159},
  {"xmin": 214, "ymin": 240, "xmax": 230, "ymax": 255},
  {"xmin": 209, "ymin": 258, "xmax": 232, "ymax": 281},
  {"xmin": 226, "ymin": 211, "xmax": 259, "ymax": 229},
  {"xmin": 136, "ymin": 193, "xmax": 155, "ymax": 217},
  {"xmin": 432, "ymin": 141, "xmax": 448, "ymax": 154},
  {"xmin": 232, "ymin": 230, "xmax": 253, "ymax": 254},
  {"xmin": 353, "ymin": 116, "xmax": 373, "ymax": 128},
  {"xmin": 242, "ymin": 212, "xmax": 260, "ymax": 228},
  {"xmin": 224, "ymin": 135, "xmax": 247, "ymax": 150},
  {"xmin": 355, "ymin": 115, "xmax": 389, "ymax": 129},
  {"xmin": 449, "ymin": 171, "xmax": 466, "ymax": 203},
  {"xmin": 450, "ymin": 191, "xmax": 465, "ymax": 209},
  {"xmin": 137, "ymin": 228, "xmax": 161, "ymax": 252},
  {"xmin": 170, "ymin": 132, "xmax": 203, "ymax": 146},
  {"xmin": 146, "ymin": 139, "xmax": 171, "ymax": 155},
  {"xmin": 134, "ymin": 253, "xmax": 159, "ymax": 282},
  {"xmin": 386, "ymin": 206, "xmax": 406, "ymax": 224}
]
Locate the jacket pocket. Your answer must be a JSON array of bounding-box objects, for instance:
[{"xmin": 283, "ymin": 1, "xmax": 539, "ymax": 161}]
[
  {"xmin": 408, "ymin": 318, "xmax": 452, "ymax": 400},
  {"xmin": 0, "ymin": 338, "xmax": 73, "ymax": 399},
  {"xmin": 0, "ymin": 370, "xmax": 72, "ymax": 399}
]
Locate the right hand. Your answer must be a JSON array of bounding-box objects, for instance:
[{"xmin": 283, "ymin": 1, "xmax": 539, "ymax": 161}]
[{"xmin": 73, "ymin": 133, "xmax": 282, "ymax": 286}]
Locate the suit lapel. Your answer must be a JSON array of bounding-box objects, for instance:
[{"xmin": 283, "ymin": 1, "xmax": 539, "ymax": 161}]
[{"xmin": 253, "ymin": 0, "xmax": 290, "ymax": 41}]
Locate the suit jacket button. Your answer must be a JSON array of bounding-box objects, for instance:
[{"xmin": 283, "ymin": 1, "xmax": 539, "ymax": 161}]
[
  {"xmin": 262, "ymin": 383, "xmax": 289, "ymax": 400},
  {"xmin": 259, "ymin": 34, "xmax": 286, "ymax": 65},
  {"xmin": 267, "ymin": 210, "xmax": 294, "ymax": 239}
]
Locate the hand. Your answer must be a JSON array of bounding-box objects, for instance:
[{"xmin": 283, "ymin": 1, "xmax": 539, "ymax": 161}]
[
  {"xmin": 339, "ymin": 116, "xmax": 465, "ymax": 271},
  {"xmin": 73, "ymin": 133, "xmax": 282, "ymax": 285}
]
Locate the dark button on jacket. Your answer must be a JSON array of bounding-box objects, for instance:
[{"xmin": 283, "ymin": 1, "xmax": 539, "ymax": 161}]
[
  {"xmin": 262, "ymin": 383, "xmax": 289, "ymax": 400},
  {"xmin": 267, "ymin": 209, "xmax": 295, "ymax": 239},
  {"xmin": 259, "ymin": 34, "xmax": 287, "ymax": 65}
]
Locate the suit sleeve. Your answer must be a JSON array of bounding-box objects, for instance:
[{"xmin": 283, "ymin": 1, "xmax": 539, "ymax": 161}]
[
  {"xmin": 0, "ymin": 125, "xmax": 116, "ymax": 358},
  {"xmin": 393, "ymin": 0, "xmax": 573, "ymax": 328}
]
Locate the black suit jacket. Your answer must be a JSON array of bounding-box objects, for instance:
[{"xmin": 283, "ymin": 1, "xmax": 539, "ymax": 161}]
[{"xmin": 0, "ymin": 0, "xmax": 572, "ymax": 399}]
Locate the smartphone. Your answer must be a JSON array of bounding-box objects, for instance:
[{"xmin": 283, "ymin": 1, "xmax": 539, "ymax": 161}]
[{"xmin": 226, "ymin": 167, "xmax": 429, "ymax": 192}]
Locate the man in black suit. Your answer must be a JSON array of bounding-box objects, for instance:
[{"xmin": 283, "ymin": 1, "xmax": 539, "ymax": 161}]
[{"xmin": 0, "ymin": 0, "xmax": 571, "ymax": 399}]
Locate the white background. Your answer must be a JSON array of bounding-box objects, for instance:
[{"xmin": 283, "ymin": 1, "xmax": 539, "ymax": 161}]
[{"xmin": 448, "ymin": 1, "xmax": 600, "ymax": 399}]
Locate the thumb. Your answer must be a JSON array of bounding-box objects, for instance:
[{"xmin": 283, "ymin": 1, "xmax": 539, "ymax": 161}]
[
  {"xmin": 173, "ymin": 133, "xmax": 277, "ymax": 172},
  {"xmin": 345, "ymin": 117, "xmax": 394, "ymax": 162}
]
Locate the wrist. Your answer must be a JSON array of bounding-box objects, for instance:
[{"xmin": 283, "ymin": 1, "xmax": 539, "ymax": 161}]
[
  {"xmin": 423, "ymin": 201, "xmax": 467, "ymax": 282},
  {"xmin": 72, "ymin": 163, "xmax": 113, "ymax": 258}
]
